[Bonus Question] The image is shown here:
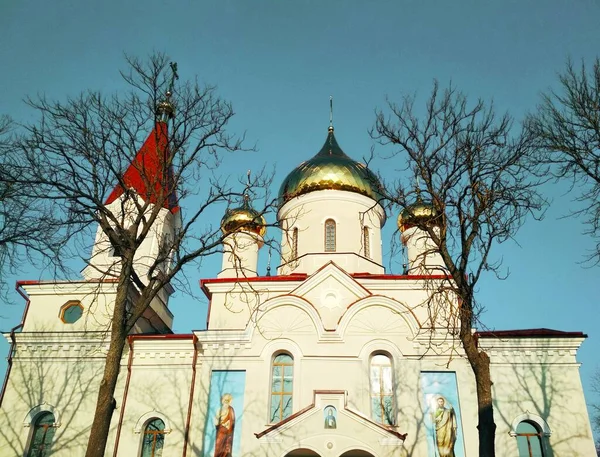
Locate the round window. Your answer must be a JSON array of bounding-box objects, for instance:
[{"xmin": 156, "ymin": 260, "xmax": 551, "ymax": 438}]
[{"xmin": 60, "ymin": 301, "xmax": 83, "ymax": 324}]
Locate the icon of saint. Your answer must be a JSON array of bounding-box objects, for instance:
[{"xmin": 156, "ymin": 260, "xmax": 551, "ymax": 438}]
[
  {"xmin": 324, "ymin": 406, "xmax": 337, "ymax": 429},
  {"xmin": 431, "ymin": 396, "xmax": 457, "ymax": 457},
  {"xmin": 214, "ymin": 393, "xmax": 235, "ymax": 457}
]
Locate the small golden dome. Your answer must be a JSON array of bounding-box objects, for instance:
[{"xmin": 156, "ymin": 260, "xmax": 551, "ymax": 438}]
[
  {"xmin": 278, "ymin": 127, "xmax": 383, "ymax": 205},
  {"xmin": 397, "ymin": 199, "xmax": 441, "ymax": 232},
  {"xmin": 221, "ymin": 196, "xmax": 266, "ymax": 238}
]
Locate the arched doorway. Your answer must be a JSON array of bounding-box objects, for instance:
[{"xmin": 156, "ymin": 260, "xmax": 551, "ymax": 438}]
[
  {"xmin": 339, "ymin": 451, "xmax": 375, "ymax": 457},
  {"xmin": 285, "ymin": 449, "xmax": 321, "ymax": 457}
]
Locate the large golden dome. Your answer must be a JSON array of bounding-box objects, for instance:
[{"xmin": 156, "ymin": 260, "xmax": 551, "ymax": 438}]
[
  {"xmin": 221, "ymin": 196, "xmax": 267, "ymax": 238},
  {"xmin": 278, "ymin": 127, "xmax": 383, "ymax": 205}
]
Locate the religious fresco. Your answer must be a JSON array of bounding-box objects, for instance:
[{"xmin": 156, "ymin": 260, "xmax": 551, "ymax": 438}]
[
  {"xmin": 204, "ymin": 371, "xmax": 246, "ymax": 457},
  {"xmin": 420, "ymin": 372, "xmax": 465, "ymax": 457},
  {"xmin": 324, "ymin": 405, "xmax": 337, "ymax": 429}
]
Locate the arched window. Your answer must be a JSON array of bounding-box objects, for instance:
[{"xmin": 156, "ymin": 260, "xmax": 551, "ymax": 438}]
[
  {"xmin": 270, "ymin": 353, "xmax": 294, "ymax": 423},
  {"xmin": 324, "ymin": 219, "xmax": 336, "ymax": 252},
  {"xmin": 370, "ymin": 354, "xmax": 395, "ymax": 425},
  {"xmin": 363, "ymin": 226, "xmax": 370, "ymax": 258},
  {"xmin": 140, "ymin": 418, "xmax": 166, "ymax": 457},
  {"xmin": 516, "ymin": 421, "xmax": 545, "ymax": 457},
  {"xmin": 27, "ymin": 412, "xmax": 56, "ymax": 457},
  {"xmin": 292, "ymin": 227, "xmax": 299, "ymax": 259}
]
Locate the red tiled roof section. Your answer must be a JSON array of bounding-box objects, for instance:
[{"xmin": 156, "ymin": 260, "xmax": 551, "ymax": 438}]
[
  {"xmin": 105, "ymin": 121, "xmax": 179, "ymax": 213},
  {"xmin": 476, "ymin": 328, "xmax": 587, "ymax": 339}
]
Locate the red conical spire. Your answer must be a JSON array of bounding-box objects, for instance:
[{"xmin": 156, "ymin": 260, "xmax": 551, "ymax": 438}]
[{"xmin": 105, "ymin": 120, "xmax": 179, "ymax": 213}]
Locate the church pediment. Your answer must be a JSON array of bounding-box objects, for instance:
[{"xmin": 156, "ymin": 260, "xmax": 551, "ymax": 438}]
[
  {"xmin": 290, "ymin": 263, "xmax": 371, "ymax": 330},
  {"xmin": 255, "ymin": 391, "xmax": 406, "ymax": 456}
]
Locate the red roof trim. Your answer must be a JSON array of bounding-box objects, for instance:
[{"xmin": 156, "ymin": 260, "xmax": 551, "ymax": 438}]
[
  {"xmin": 17, "ymin": 279, "xmax": 119, "ymax": 286},
  {"xmin": 352, "ymin": 273, "xmax": 451, "ymax": 280},
  {"xmin": 476, "ymin": 328, "xmax": 587, "ymax": 339},
  {"xmin": 200, "ymin": 274, "xmax": 308, "ymax": 298},
  {"xmin": 105, "ymin": 122, "xmax": 179, "ymax": 213}
]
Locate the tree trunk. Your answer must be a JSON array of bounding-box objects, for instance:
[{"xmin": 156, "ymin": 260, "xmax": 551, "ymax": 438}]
[
  {"xmin": 462, "ymin": 327, "xmax": 496, "ymax": 457},
  {"xmin": 85, "ymin": 272, "xmax": 131, "ymax": 457},
  {"xmin": 472, "ymin": 351, "xmax": 496, "ymax": 457}
]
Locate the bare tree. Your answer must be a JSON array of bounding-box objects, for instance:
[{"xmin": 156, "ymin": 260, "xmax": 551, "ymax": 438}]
[
  {"xmin": 7, "ymin": 53, "xmax": 272, "ymax": 457},
  {"xmin": 527, "ymin": 58, "xmax": 600, "ymax": 263},
  {"xmin": 0, "ymin": 115, "xmax": 70, "ymax": 301},
  {"xmin": 373, "ymin": 82, "xmax": 546, "ymax": 457}
]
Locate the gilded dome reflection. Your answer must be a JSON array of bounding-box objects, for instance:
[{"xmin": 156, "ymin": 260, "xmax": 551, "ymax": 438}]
[{"xmin": 278, "ymin": 128, "xmax": 383, "ymax": 205}]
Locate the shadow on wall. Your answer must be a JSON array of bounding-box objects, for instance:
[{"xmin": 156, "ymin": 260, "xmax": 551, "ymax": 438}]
[{"xmin": 493, "ymin": 342, "xmax": 594, "ymax": 457}]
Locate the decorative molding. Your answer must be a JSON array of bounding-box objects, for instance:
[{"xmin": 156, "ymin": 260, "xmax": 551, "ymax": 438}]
[
  {"xmin": 509, "ymin": 411, "xmax": 551, "ymax": 437},
  {"xmin": 23, "ymin": 403, "xmax": 61, "ymax": 428},
  {"xmin": 133, "ymin": 410, "xmax": 172, "ymax": 434}
]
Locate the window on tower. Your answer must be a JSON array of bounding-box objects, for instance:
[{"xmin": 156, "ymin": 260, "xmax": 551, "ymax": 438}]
[
  {"xmin": 140, "ymin": 418, "xmax": 166, "ymax": 457},
  {"xmin": 370, "ymin": 353, "xmax": 395, "ymax": 425},
  {"xmin": 515, "ymin": 421, "xmax": 545, "ymax": 457},
  {"xmin": 363, "ymin": 226, "xmax": 370, "ymax": 258},
  {"xmin": 324, "ymin": 219, "xmax": 336, "ymax": 252},
  {"xmin": 270, "ymin": 353, "xmax": 294, "ymax": 423},
  {"xmin": 292, "ymin": 227, "xmax": 298, "ymax": 259},
  {"xmin": 26, "ymin": 412, "xmax": 56, "ymax": 457}
]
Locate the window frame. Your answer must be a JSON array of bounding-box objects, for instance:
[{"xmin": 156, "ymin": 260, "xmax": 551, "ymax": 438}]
[
  {"xmin": 363, "ymin": 226, "xmax": 370, "ymax": 258},
  {"xmin": 269, "ymin": 352, "xmax": 294, "ymax": 423},
  {"xmin": 59, "ymin": 300, "xmax": 84, "ymax": 324},
  {"xmin": 139, "ymin": 417, "xmax": 167, "ymax": 457},
  {"xmin": 26, "ymin": 411, "xmax": 56, "ymax": 457},
  {"xmin": 369, "ymin": 353, "xmax": 396, "ymax": 426},
  {"xmin": 292, "ymin": 227, "xmax": 299, "ymax": 259},
  {"xmin": 324, "ymin": 219, "xmax": 336, "ymax": 252},
  {"xmin": 515, "ymin": 420, "xmax": 545, "ymax": 457}
]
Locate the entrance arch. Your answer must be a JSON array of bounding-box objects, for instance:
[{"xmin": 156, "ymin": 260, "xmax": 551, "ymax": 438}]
[
  {"xmin": 285, "ymin": 449, "xmax": 321, "ymax": 457},
  {"xmin": 339, "ymin": 451, "xmax": 375, "ymax": 457}
]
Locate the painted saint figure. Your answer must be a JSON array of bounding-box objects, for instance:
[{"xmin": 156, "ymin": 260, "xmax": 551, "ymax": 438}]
[
  {"xmin": 324, "ymin": 406, "xmax": 337, "ymax": 429},
  {"xmin": 214, "ymin": 393, "xmax": 235, "ymax": 457},
  {"xmin": 432, "ymin": 396, "xmax": 457, "ymax": 457}
]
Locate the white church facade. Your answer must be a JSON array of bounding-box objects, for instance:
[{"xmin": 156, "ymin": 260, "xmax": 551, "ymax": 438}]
[{"xmin": 0, "ymin": 117, "xmax": 596, "ymax": 457}]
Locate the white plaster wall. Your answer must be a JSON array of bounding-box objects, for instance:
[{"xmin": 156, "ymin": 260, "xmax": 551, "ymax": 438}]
[
  {"xmin": 219, "ymin": 231, "xmax": 263, "ymax": 278},
  {"xmin": 401, "ymin": 226, "xmax": 446, "ymax": 274},
  {"xmin": 0, "ymin": 335, "xmax": 106, "ymax": 457},
  {"xmin": 21, "ymin": 282, "xmax": 118, "ymax": 332},
  {"xmin": 83, "ymin": 195, "xmax": 179, "ymax": 282}
]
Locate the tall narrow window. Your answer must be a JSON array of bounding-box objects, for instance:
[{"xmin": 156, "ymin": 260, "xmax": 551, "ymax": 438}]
[
  {"xmin": 292, "ymin": 227, "xmax": 299, "ymax": 259},
  {"xmin": 141, "ymin": 418, "xmax": 166, "ymax": 457},
  {"xmin": 324, "ymin": 219, "xmax": 336, "ymax": 252},
  {"xmin": 516, "ymin": 421, "xmax": 545, "ymax": 457},
  {"xmin": 363, "ymin": 226, "xmax": 370, "ymax": 258},
  {"xmin": 27, "ymin": 412, "xmax": 56, "ymax": 457},
  {"xmin": 370, "ymin": 354, "xmax": 395, "ymax": 425},
  {"xmin": 270, "ymin": 353, "xmax": 294, "ymax": 423}
]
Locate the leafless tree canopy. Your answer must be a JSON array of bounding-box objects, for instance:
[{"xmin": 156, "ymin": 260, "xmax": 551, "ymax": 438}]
[
  {"xmin": 0, "ymin": 115, "xmax": 70, "ymax": 301},
  {"xmin": 527, "ymin": 58, "xmax": 600, "ymax": 263},
  {"xmin": 373, "ymin": 81, "xmax": 547, "ymax": 457}
]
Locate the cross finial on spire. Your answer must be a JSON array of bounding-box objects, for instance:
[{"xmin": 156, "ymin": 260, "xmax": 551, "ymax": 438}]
[
  {"xmin": 156, "ymin": 62, "xmax": 179, "ymax": 122},
  {"xmin": 329, "ymin": 96, "xmax": 334, "ymax": 132},
  {"xmin": 168, "ymin": 62, "xmax": 179, "ymax": 95}
]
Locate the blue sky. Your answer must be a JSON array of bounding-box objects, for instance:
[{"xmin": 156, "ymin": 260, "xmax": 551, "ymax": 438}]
[{"xmin": 1, "ymin": 0, "xmax": 599, "ymax": 433}]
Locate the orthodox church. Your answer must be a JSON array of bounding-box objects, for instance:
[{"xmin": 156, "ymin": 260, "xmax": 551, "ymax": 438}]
[{"xmin": 0, "ymin": 106, "xmax": 596, "ymax": 457}]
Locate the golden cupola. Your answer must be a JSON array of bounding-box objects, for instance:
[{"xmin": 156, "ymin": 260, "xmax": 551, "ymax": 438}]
[
  {"xmin": 220, "ymin": 195, "xmax": 266, "ymax": 238},
  {"xmin": 397, "ymin": 197, "xmax": 442, "ymax": 232},
  {"xmin": 278, "ymin": 126, "xmax": 383, "ymax": 205}
]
